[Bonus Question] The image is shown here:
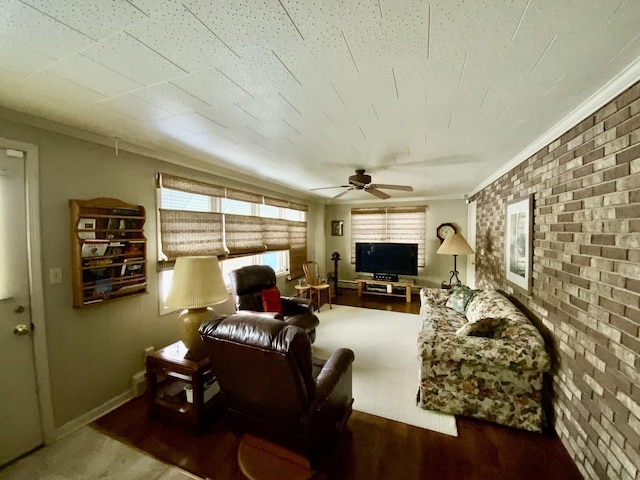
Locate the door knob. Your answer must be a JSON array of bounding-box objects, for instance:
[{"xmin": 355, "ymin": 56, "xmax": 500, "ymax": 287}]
[
  {"xmin": 14, "ymin": 305, "xmax": 25, "ymax": 313},
  {"xmin": 13, "ymin": 324, "xmax": 30, "ymax": 336}
]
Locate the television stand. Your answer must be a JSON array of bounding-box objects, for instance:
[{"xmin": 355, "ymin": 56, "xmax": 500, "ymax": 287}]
[{"xmin": 356, "ymin": 278, "xmax": 413, "ymax": 303}]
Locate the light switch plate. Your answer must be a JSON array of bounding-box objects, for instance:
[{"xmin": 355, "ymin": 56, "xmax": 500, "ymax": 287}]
[{"xmin": 49, "ymin": 268, "xmax": 62, "ymax": 284}]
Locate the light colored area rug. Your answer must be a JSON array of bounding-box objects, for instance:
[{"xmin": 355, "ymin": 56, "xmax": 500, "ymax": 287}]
[
  {"xmin": 312, "ymin": 305, "xmax": 458, "ymax": 437},
  {"xmin": 0, "ymin": 426, "xmax": 200, "ymax": 480}
]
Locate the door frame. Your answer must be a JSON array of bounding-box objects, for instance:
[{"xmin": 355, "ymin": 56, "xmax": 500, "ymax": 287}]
[
  {"xmin": 466, "ymin": 200, "xmax": 477, "ymax": 289},
  {"xmin": 1, "ymin": 137, "xmax": 55, "ymax": 445}
]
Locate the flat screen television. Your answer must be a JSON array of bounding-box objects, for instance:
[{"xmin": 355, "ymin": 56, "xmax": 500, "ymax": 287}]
[{"xmin": 355, "ymin": 242, "xmax": 418, "ymax": 280}]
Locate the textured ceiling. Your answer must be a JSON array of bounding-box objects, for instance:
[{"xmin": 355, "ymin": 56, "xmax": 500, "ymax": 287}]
[{"xmin": 1, "ymin": 0, "xmax": 640, "ymax": 202}]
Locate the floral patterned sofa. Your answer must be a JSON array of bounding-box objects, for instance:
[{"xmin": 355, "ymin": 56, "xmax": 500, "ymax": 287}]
[{"xmin": 417, "ymin": 286, "xmax": 551, "ymax": 432}]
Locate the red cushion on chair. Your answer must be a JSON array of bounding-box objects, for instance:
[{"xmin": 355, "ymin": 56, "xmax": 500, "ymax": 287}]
[{"xmin": 261, "ymin": 287, "xmax": 283, "ymax": 315}]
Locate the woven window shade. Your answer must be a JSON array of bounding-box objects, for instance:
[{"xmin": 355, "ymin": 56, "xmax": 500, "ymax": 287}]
[
  {"xmin": 263, "ymin": 217, "xmax": 291, "ymax": 251},
  {"xmin": 159, "ymin": 209, "xmax": 225, "ymax": 260},
  {"xmin": 158, "ymin": 172, "xmax": 308, "ymax": 265},
  {"xmin": 351, "ymin": 206, "xmax": 426, "ymax": 267},
  {"xmin": 386, "ymin": 208, "xmax": 426, "ymax": 267},
  {"xmin": 157, "ymin": 173, "xmax": 225, "ymax": 197},
  {"xmin": 289, "ymin": 201, "xmax": 308, "ymax": 212},
  {"xmin": 225, "ymin": 214, "xmax": 265, "ymax": 255},
  {"xmin": 264, "ymin": 196, "xmax": 290, "ymax": 209},
  {"xmin": 226, "ymin": 187, "xmax": 263, "ymax": 204},
  {"xmin": 288, "ymin": 220, "xmax": 307, "ymax": 278}
]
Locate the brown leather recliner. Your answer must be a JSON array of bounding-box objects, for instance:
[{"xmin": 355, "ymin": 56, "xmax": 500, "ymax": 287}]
[
  {"xmin": 199, "ymin": 313, "xmax": 354, "ymax": 468},
  {"xmin": 229, "ymin": 265, "xmax": 319, "ymax": 342}
]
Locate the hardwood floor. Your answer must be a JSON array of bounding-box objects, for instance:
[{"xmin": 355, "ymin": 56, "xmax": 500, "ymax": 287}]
[{"xmin": 92, "ymin": 288, "xmax": 582, "ymax": 480}]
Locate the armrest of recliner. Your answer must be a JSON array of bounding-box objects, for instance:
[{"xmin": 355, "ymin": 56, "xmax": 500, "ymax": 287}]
[
  {"xmin": 312, "ymin": 348, "xmax": 355, "ymax": 410},
  {"xmin": 281, "ymin": 296, "xmax": 314, "ymax": 315}
]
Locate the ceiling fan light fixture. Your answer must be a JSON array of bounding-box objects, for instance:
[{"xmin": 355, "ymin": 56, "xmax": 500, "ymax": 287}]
[{"xmin": 314, "ymin": 169, "xmax": 412, "ymax": 200}]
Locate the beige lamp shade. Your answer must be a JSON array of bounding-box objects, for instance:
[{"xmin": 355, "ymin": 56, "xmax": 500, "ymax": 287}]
[
  {"xmin": 436, "ymin": 233, "xmax": 474, "ymax": 287},
  {"xmin": 436, "ymin": 233, "xmax": 474, "ymax": 255},
  {"xmin": 165, "ymin": 256, "xmax": 229, "ymax": 308},
  {"xmin": 165, "ymin": 256, "xmax": 228, "ymax": 360}
]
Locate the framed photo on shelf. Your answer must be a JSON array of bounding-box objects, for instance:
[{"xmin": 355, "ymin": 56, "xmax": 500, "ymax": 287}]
[
  {"xmin": 331, "ymin": 220, "xmax": 344, "ymax": 236},
  {"xmin": 505, "ymin": 194, "xmax": 533, "ymax": 294}
]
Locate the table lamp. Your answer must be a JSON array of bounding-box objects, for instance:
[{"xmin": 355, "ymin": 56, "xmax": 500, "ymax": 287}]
[
  {"xmin": 437, "ymin": 233, "xmax": 474, "ymax": 286},
  {"xmin": 165, "ymin": 256, "xmax": 229, "ymax": 360}
]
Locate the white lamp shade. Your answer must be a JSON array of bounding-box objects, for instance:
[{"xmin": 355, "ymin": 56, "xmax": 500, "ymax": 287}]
[
  {"xmin": 437, "ymin": 233, "xmax": 474, "ymax": 255},
  {"xmin": 165, "ymin": 256, "xmax": 228, "ymax": 308}
]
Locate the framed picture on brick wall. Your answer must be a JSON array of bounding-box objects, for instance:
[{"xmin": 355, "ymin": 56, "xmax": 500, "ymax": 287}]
[{"xmin": 505, "ymin": 194, "xmax": 533, "ymax": 294}]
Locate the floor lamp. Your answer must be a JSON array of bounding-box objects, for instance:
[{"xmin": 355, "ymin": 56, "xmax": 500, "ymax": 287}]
[
  {"xmin": 437, "ymin": 233, "xmax": 474, "ymax": 286},
  {"xmin": 165, "ymin": 256, "xmax": 229, "ymax": 360}
]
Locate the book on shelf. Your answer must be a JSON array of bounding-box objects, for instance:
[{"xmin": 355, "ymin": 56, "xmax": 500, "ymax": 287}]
[
  {"xmin": 111, "ymin": 207, "xmax": 140, "ymax": 216},
  {"xmin": 93, "ymin": 278, "xmax": 112, "ymax": 296},
  {"xmin": 77, "ymin": 218, "xmax": 96, "ymax": 239},
  {"xmin": 105, "ymin": 242, "xmax": 125, "ymax": 256},
  {"xmin": 123, "ymin": 240, "xmax": 144, "ymax": 257},
  {"xmin": 121, "ymin": 257, "xmax": 144, "ymax": 276},
  {"xmin": 81, "ymin": 239, "xmax": 109, "ymax": 257},
  {"xmin": 83, "ymin": 258, "xmax": 113, "ymax": 268},
  {"xmin": 82, "ymin": 263, "xmax": 112, "ymax": 283}
]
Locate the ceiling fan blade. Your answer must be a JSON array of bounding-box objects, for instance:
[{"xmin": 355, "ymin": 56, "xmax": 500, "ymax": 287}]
[
  {"xmin": 310, "ymin": 185, "xmax": 350, "ymax": 191},
  {"xmin": 333, "ymin": 188, "xmax": 354, "ymax": 199},
  {"xmin": 369, "ymin": 183, "xmax": 414, "ymax": 191},
  {"xmin": 366, "ymin": 187, "xmax": 391, "ymax": 199}
]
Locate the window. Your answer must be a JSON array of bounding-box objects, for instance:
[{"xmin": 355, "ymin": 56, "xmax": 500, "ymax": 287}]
[
  {"xmin": 156, "ymin": 173, "xmax": 308, "ymax": 313},
  {"xmin": 351, "ymin": 206, "xmax": 426, "ymax": 268}
]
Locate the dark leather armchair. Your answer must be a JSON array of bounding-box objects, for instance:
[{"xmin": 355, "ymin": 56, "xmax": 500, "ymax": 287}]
[
  {"xmin": 229, "ymin": 265, "xmax": 319, "ymax": 342},
  {"xmin": 200, "ymin": 313, "xmax": 354, "ymax": 468}
]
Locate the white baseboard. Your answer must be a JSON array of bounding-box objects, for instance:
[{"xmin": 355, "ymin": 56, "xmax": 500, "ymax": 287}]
[{"xmin": 53, "ymin": 389, "xmax": 135, "ymax": 442}]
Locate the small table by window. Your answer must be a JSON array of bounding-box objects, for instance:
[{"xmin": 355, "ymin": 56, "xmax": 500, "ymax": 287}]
[
  {"xmin": 146, "ymin": 341, "xmax": 223, "ymax": 433},
  {"xmin": 294, "ymin": 284, "xmax": 311, "ymax": 299}
]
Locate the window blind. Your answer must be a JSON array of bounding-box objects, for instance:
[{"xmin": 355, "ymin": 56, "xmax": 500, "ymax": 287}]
[
  {"xmin": 288, "ymin": 220, "xmax": 308, "ymax": 278},
  {"xmin": 351, "ymin": 206, "xmax": 426, "ymax": 267},
  {"xmin": 159, "ymin": 209, "xmax": 225, "ymax": 260},
  {"xmin": 262, "ymin": 217, "xmax": 291, "ymax": 251},
  {"xmin": 224, "ymin": 214, "xmax": 265, "ymax": 255},
  {"xmin": 157, "ymin": 173, "xmax": 307, "ymax": 274}
]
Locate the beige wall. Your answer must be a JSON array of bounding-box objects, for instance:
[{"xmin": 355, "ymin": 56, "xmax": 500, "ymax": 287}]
[
  {"xmin": 0, "ymin": 115, "xmax": 322, "ymax": 429},
  {"xmin": 324, "ymin": 200, "xmax": 470, "ymax": 288}
]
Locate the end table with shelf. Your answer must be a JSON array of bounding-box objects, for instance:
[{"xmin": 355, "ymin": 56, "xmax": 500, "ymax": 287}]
[{"xmin": 146, "ymin": 341, "xmax": 223, "ymax": 433}]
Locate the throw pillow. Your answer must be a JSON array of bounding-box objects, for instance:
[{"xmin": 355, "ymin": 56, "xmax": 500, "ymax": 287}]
[
  {"xmin": 261, "ymin": 287, "xmax": 283, "ymax": 315},
  {"xmin": 455, "ymin": 318, "xmax": 504, "ymax": 337},
  {"xmin": 445, "ymin": 285, "xmax": 480, "ymax": 313}
]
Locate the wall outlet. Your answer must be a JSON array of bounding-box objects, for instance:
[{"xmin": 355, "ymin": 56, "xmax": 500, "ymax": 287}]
[{"xmin": 131, "ymin": 370, "xmax": 146, "ymax": 398}]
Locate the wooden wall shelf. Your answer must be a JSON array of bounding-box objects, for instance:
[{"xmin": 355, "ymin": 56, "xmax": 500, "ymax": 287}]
[{"xmin": 70, "ymin": 197, "xmax": 148, "ymax": 308}]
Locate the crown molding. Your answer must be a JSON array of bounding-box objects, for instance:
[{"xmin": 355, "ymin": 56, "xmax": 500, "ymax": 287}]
[{"xmin": 468, "ymin": 55, "xmax": 640, "ymax": 197}]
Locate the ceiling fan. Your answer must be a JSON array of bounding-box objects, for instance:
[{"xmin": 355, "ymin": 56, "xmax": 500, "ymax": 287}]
[{"xmin": 311, "ymin": 169, "xmax": 413, "ymax": 199}]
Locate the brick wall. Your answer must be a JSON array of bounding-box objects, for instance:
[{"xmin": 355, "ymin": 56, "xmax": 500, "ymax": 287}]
[{"xmin": 471, "ymin": 81, "xmax": 640, "ymax": 480}]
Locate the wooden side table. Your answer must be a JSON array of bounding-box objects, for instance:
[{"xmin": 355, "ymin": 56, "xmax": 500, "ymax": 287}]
[
  {"xmin": 146, "ymin": 341, "xmax": 223, "ymax": 433},
  {"xmin": 294, "ymin": 284, "xmax": 311, "ymax": 299}
]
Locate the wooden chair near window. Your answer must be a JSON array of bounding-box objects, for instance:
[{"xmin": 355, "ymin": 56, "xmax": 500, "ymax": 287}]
[{"xmin": 303, "ymin": 261, "xmax": 332, "ymax": 311}]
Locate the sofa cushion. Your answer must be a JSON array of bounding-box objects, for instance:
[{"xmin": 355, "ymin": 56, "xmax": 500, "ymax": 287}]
[
  {"xmin": 465, "ymin": 289, "xmax": 520, "ymax": 323},
  {"xmin": 261, "ymin": 287, "xmax": 283, "ymax": 315},
  {"xmin": 420, "ymin": 288, "xmax": 450, "ymax": 307},
  {"xmin": 455, "ymin": 317, "xmax": 504, "ymax": 337},
  {"xmin": 445, "ymin": 285, "xmax": 480, "ymax": 313}
]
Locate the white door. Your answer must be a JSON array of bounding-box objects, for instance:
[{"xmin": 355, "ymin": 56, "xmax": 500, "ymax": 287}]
[
  {"xmin": 466, "ymin": 200, "xmax": 477, "ymax": 289},
  {"xmin": 0, "ymin": 148, "xmax": 43, "ymax": 466}
]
